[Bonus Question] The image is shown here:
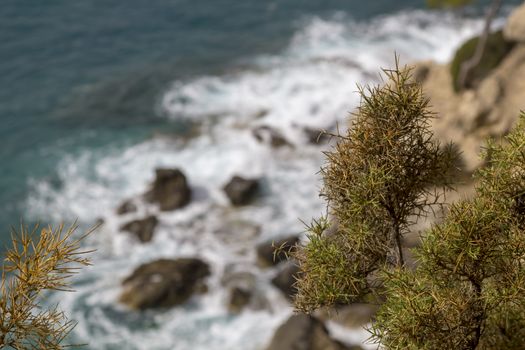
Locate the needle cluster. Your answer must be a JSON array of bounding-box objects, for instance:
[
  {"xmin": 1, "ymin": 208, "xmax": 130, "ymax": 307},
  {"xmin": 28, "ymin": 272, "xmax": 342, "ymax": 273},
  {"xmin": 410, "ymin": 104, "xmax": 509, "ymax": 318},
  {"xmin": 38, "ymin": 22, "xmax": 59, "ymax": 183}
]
[{"xmin": 0, "ymin": 223, "xmax": 93, "ymax": 349}]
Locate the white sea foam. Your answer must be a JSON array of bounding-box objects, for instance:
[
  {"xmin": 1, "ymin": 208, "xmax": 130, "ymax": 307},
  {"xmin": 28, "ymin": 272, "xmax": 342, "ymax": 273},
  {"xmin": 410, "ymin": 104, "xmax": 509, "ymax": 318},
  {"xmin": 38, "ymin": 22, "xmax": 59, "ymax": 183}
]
[{"xmin": 27, "ymin": 9, "xmax": 503, "ymax": 350}]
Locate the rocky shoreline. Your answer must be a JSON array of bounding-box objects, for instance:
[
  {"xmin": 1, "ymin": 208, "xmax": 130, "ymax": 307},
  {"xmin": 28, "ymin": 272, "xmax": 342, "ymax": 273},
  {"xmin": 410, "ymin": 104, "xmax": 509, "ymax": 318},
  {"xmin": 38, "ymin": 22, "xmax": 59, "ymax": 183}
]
[
  {"xmin": 110, "ymin": 163, "xmax": 368, "ymax": 349},
  {"xmin": 93, "ymin": 3, "xmax": 525, "ymax": 349}
]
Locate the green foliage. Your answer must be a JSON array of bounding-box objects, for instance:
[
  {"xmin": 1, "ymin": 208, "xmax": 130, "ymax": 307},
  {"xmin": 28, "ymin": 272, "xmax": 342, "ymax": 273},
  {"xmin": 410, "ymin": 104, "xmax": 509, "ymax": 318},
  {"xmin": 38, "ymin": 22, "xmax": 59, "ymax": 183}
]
[
  {"xmin": 293, "ymin": 62, "xmax": 458, "ymax": 312},
  {"xmin": 0, "ymin": 223, "xmax": 93, "ymax": 349},
  {"xmin": 450, "ymin": 30, "xmax": 514, "ymax": 91},
  {"xmin": 373, "ymin": 115, "xmax": 525, "ymax": 349},
  {"xmin": 426, "ymin": 0, "xmax": 472, "ymax": 8}
]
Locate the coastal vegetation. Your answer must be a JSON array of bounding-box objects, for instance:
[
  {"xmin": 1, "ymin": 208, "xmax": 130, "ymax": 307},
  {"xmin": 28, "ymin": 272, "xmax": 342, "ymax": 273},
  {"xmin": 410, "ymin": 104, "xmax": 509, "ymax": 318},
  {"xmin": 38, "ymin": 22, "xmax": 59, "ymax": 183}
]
[
  {"xmin": 450, "ymin": 29, "xmax": 514, "ymax": 91},
  {"xmin": 428, "ymin": 0, "xmax": 504, "ymax": 90},
  {"xmin": 293, "ymin": 61, "xmax": 458, "ymax": 312},
  {"xmin": 3, "ymin": 2, "xmax": 525, "ymax": 349},
  {"xmin": 292, "ymin": 60, "xmax": 525, "ymax": 349},
  {"xmin": 0, "ymin": 224, "xmax": 93, "ymax": 349}
]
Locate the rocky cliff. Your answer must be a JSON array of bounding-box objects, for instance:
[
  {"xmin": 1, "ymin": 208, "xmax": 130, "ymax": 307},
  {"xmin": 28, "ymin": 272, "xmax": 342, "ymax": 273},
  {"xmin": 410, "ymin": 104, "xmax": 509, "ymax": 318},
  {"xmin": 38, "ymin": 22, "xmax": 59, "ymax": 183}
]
[{"xmin": 416, "ymin": 1, "xmax": 525, "ymax": 179}]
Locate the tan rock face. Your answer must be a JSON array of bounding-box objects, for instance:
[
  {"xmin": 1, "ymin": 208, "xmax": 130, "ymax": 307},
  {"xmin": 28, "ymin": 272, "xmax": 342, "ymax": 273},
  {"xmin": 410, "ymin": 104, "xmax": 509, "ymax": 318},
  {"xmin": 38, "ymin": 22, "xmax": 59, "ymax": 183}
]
[
  {"xmin": 415, "ymin": 41, "xmax": 525, "ymax": 177},
  {"xmin": 504, "ymin": 2, "xmax": 525, "ymax": 42}
]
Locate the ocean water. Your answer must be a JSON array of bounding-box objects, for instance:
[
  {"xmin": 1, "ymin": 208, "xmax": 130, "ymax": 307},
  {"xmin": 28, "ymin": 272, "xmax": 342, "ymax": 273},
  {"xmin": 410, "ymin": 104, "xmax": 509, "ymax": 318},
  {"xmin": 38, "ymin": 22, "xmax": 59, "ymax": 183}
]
[{"xmin": 1, "ymin": 1, "xmax": 520, "ymax": 349}]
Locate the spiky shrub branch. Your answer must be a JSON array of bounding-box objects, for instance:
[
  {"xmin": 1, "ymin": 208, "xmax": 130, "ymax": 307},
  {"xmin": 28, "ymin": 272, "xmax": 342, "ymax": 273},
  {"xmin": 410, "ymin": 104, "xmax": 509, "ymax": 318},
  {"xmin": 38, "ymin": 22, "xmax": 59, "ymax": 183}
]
[
  {"xmin": 293, "ymin": 62, "xmax": 457, "ymax": 312},
  {"xmin": 0, "ymin": 224, "xmax": 93, "ymax": 349},
  {"xmin": 373, "ymin": 115, "xmax": 525, "ymax": 349}
]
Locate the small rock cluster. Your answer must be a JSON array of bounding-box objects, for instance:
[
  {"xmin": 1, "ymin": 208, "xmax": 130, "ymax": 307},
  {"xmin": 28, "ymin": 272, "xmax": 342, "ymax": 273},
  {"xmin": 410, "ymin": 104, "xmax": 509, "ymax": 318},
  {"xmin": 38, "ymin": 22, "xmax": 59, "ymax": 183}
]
[{"xmin": 108, "ymin": 163, "xmax": 367, "ymax": 348}]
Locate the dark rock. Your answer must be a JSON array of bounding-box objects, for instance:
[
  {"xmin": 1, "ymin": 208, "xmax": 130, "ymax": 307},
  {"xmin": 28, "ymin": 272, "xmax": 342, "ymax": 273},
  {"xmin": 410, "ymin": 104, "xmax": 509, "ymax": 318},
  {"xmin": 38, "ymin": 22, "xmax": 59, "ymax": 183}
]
[
  {"xmin": 94, "ymin": 217, "xmax": 105, "ymax": 227},
  {"xmin": 413, "ymin": 64, "xmax": 430, "ymax": 84},
  {"xmin": 265, "ymin": 314, "xmax": 354, "ymax": 350},
  {"xmin": 145, "ymin": 168, "xmax": 191, "ymax": 211},
  {"xmin": 253, "ymin": 125, "xmax": 291, "ymax": 148},
  {"xmin": 253, "ymin": 109, "xmax": 269, "ymax": 119},
  {"xmin": 228, "ymin": 287, "xmax": 252, "ymax": 314},
  {"xmin": 119, "ymin": 258, "xmax": 210, "ymax": 310},
  {"xmin": 223, "ymin": 176, "xmax": 260, "ymax": 206},
  {"xmin": 214, "ymin": 220, "xmax": 261, "ymax": 245},
  {"xmin": 116, "ymin": 199, "xmax": 137, "ymax": 215},
  {"xmin": 221, "ymin": 268, "xmax": 257, "ymax": 288},
  {"xmin": 271, "ymin": 262, "xmax": 300, "ymax": 300},
  {"xmin": 304, "ymin": 127, "xmax": 331, "ymax": 145},
  {"xmin": 256, "ymin": 235, "xmax": 300, "ymax": 267},
  {"xmin": 120, "ymin": 215, "xmax": 158, "ymax": 243},
  {"xmin": 317, "ymin": 303, "xmax": 379, "ymax": 329}
]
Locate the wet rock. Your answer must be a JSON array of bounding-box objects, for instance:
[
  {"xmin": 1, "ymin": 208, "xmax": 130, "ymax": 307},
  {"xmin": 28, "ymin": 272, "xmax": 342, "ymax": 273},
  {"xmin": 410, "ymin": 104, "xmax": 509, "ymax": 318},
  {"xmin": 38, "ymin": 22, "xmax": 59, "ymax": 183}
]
[
  {"xmin": 94, "ymin": 217, "xmax": 105, "ymax": 227},
  {"xmin": 317, "ymin": 303, "xmax": 379, "ymax": 329},
  {"xmin": 213, "ymin": 219, "xmax": 261, "ymax": 245},
  {"xmin": 304, "ymin": 127, "xmax": 331, "ymax": 144},
  {"xmin": 413, "ymin": 62, "xmax": 431, "ymax": 83},
  {"xmin": 253, "ymin": 109, "xmax": 269, "ymax": 119},
  {"xmin": 504, "ymin": 2, "xmax": 525, "ymax": 42},
  {"xmin": 221, "ymin": 268, "xmax": 269, "ymax": 312},
  {"xmin": 223, "ymin": 176, "xmax": 260, "ymax": 206},
  {"xmin": 119, "ymin": 258, "xmax": 210, "ymax": 310},
  {"xmin": 221, "ymin": 267, "xmax": 257, "ymax": 289},
  {"xmin": 256, "ymin": 235, "xmax": 300, "ymax": 267},
  {"xmin": 271, "ymin": 261, "xmax": 300, "ymax": 300},
  {"xmin": 252, "ymin": 125, "xmax": 291, "ymax": 148},
  {"xmin": 265, "ymin": 314, "xmax": 354, "ymax": 350},
  {"xmin": 228, "ymin": 287, "xmax": 252, "ymax": 314},
  {"xmin": 116, "ymin": 199, "xmax": 137, "ymax": 215},
  {"xmin": 120, "ymin": 215, "xmax": 158, "ymax": 243},
  {"xmin": 145, "ymin": 168, "xmax": 191, "ymax": 211}
]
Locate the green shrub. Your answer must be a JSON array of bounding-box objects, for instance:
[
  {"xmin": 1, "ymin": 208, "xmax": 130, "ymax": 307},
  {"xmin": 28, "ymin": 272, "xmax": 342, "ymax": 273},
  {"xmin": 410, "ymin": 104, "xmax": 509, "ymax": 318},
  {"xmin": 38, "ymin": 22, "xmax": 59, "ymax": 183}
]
[
  {"xmin": 293, "ymin": 62, "xmax": 458, "ymax": 312},
  {"xmin": 450, "ymin": 30, "xmax": 514, "ymax": 91},
  {"xmin": 293, "ymin": 58, "xmax": 525, "ymax": 348},
  {"xmin": 426, "ymin": 0, "xmax": 472, "ymax": 8},
  {"xmin": 373, "ymin": 115, "xmax": 525, "ymax": 349}
]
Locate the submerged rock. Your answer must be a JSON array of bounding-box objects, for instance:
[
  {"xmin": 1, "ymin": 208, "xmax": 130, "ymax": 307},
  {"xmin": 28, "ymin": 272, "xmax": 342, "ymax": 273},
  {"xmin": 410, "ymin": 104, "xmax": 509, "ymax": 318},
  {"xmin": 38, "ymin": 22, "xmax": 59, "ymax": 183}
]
[
  {"xmin": 119, "ymin": 258, "xmax": 210, "ymax": 310},
  {"xmin": 120, "ymin": 215, "xmax": 158, "ymax": 243},
  {"xmin": 228, "ymin": 287, "xmax": 252, "ymax": 314},
  {"xmin": 303, "ymin": 127, "xmax": 331, "ymax": 145},
  {"xmin": 221, "ymin": 268, "xmax": 269, "ymax": 312},
  {"xmin": 252, "ymin": 125, "xmax": 291, "ymax": 148},
  {"xmin": 223, "ymin": 176, "xmax": 260, "ymax": 206},
  {"xmin": 256, "ymin": 235, "xmax": 300, "ymax": 267},
  {"xmin": 271, "ymin": 261, "xmax": 300, "ymax": 300},
  {"xmin": 265, "ymin": 314, "xmax": 356, "ymax": 350},
  {"xmin": 116, "ymin": 199, "xmax": 138, "ymax": 215},
  {"xmin": 145, "ymin": 168, "xmax": 191, "ymax": 211}
]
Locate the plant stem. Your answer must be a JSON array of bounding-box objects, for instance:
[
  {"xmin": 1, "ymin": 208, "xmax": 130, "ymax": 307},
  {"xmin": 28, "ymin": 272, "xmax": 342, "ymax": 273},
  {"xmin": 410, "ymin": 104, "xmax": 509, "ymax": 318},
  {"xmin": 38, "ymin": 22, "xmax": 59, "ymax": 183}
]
[
  {"xmin": 394, "ymin": 224, "xmax": 404, "ymax": 267},
  {"xmin": 457, "ymin": 0, "xmax": 503, "ymax": 90}
]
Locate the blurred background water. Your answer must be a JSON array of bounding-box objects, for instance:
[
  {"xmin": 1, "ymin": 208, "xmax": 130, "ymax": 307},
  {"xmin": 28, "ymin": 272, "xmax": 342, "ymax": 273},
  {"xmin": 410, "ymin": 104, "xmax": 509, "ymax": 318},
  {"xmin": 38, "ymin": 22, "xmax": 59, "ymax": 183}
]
[{"xmin": 1, "ymin": 1, "xmax": 521, "ymax": 349}]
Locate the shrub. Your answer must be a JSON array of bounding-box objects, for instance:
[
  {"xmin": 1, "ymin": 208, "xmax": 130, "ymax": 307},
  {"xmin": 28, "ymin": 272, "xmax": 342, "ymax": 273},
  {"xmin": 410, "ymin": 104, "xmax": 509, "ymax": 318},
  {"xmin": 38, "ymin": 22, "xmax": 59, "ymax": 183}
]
[
  {"xmin": 373, "ymin": 114, "xmax": 525, "ymax": 349},
  {"xmin": 0, "ymin": 223, "xmax": 93, "ymax": 349},
  {"xmin": 293, "ymin": 58, "xmax": 525, "ymax": 349},
  {"xmin": 293, "ymin": 62, "xmax": 458, "ymax": 312},
  {"xmin": 450, "ymin": 30, "xmax": 514, "ymax": 91}
]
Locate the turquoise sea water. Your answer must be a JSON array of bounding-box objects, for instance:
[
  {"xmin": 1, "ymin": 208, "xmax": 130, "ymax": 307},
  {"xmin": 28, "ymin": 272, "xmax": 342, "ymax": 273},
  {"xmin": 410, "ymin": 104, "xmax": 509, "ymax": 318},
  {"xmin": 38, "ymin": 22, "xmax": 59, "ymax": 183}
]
[
  {"xmin": 1, "ymin": 1, "xmax": 520, "ymax": 349},
  {"xmin": 1, "ymin": 0, "xmax": 427, "ymax": 240}
]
